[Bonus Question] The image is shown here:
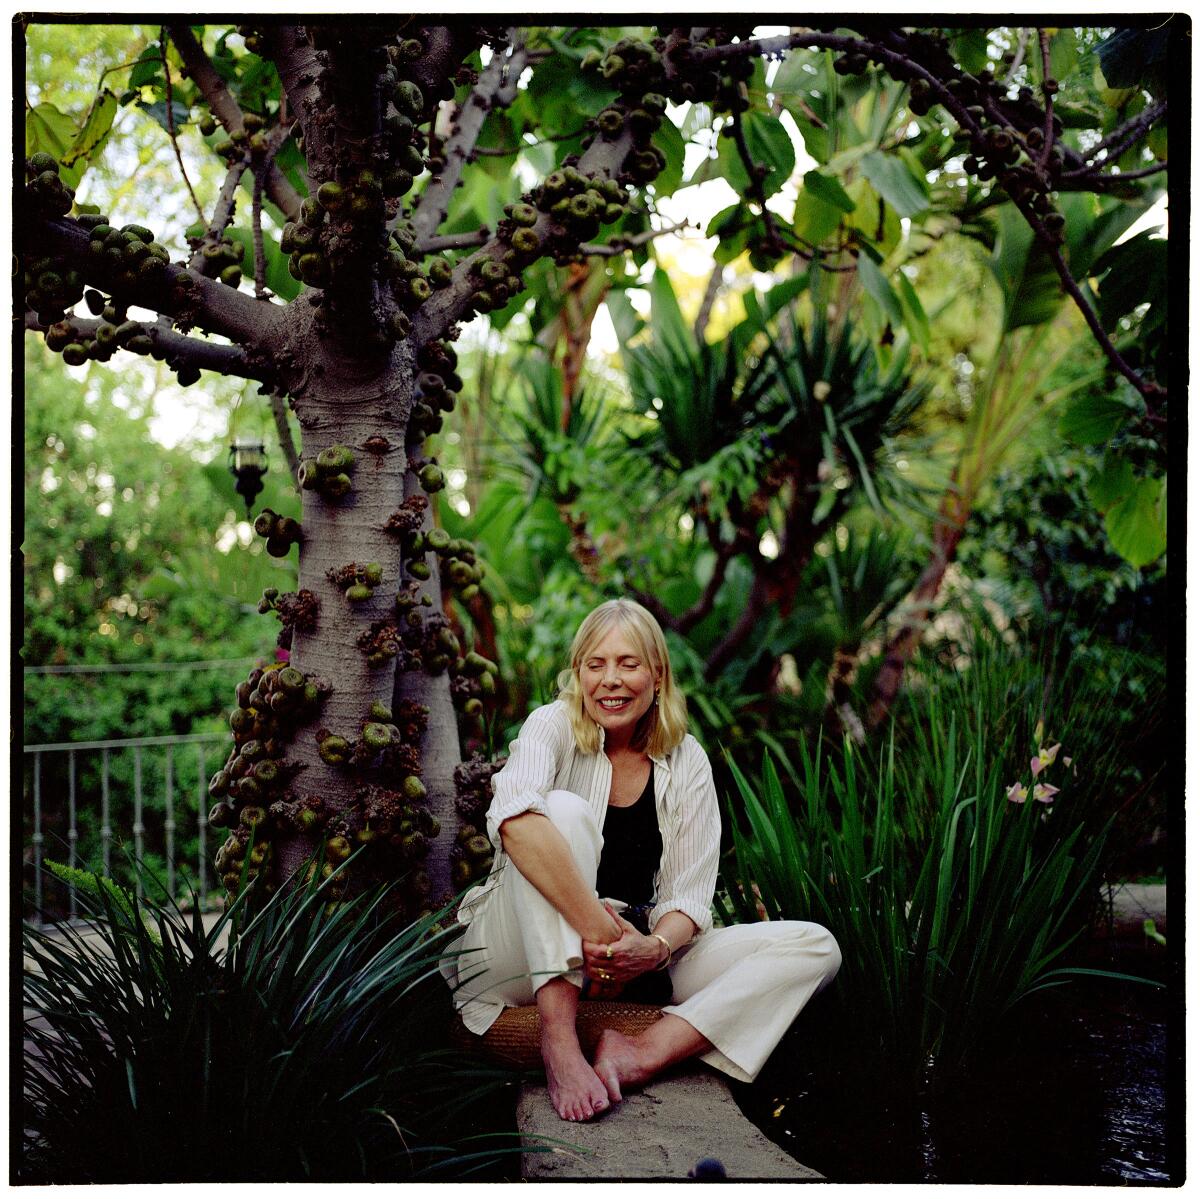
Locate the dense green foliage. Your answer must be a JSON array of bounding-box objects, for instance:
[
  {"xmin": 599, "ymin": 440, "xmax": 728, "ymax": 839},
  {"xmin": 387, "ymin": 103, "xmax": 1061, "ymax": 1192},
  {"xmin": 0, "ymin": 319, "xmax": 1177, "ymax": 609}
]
[
  {"xmin": 718, "ymin": 625, "xmax": 1163, "ymax": 1089},
  {"xmin": 22, "ymin": 865, "xmax": 522, "ymax": 1182}
]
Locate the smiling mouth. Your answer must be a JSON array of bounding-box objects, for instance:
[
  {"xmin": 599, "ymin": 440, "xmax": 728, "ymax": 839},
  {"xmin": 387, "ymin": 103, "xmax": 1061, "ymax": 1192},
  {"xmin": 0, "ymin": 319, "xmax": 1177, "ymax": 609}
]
[{"xmin": 597, "ymin": 697, "xmax": 632, "ymax": 710}]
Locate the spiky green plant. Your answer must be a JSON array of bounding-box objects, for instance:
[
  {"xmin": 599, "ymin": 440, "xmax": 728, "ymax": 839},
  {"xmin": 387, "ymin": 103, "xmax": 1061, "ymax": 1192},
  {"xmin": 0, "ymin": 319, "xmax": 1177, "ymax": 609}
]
[
  {"xmin": 22, "ymin": 861, "xmax": 524, "ymax": 1183},
  {"xmin": 719, "ymin": 630, "xmax": 1159, "ymax": 1091}
]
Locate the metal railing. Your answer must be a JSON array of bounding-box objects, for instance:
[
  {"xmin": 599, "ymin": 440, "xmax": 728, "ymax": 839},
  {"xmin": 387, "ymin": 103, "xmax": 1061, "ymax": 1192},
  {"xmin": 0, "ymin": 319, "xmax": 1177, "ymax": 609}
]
[{"xmin": 22, "ymin": 732, "xmax": 228, "ymax": 923}]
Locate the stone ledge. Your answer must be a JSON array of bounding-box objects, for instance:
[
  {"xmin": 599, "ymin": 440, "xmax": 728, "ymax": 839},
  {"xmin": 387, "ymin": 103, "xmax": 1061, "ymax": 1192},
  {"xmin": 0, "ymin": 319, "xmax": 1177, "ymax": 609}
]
[{"xmin": 518, "ymin": 1068, "xmax": 822, "ymax": 1181}]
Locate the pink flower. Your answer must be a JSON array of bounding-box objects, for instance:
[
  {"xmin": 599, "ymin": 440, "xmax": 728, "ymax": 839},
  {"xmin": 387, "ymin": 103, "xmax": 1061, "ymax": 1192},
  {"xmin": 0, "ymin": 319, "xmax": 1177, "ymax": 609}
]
[
  {"xmin": 1033, "ymin": 783, "xmax": 1059, "ymax": 804},
  {"xmin": 1007, "ymin": 782, "xmax": 1028, "ymax": 804},
  {"xmin": 1030, "ymin": 743, "xmax": 1061, "ymax": 778}
]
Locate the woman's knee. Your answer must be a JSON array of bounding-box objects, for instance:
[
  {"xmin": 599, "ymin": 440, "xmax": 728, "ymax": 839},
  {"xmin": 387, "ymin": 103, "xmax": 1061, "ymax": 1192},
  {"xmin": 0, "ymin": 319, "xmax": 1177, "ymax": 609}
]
[
  {"xmin": 536, "ymin": 790, "xmax": 602, "ymax": 858},
  {"xmin": 813, "ymin": 925, "xmax": 841, "ymax": 987},
  {"xmin": 779, "ymin": 921, "xmax": 841, "ymax": 987},
  {"xmin": 544, "ymin": 789, "xmax": 597, "ymax": 829}
]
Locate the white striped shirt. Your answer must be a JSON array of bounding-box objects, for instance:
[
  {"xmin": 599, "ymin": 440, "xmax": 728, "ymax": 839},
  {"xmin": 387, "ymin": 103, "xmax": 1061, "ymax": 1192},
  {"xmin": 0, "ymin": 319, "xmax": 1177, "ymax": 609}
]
[{"xmin": 459, "ymin": 700, "xmax": 721, "ymax": 934}]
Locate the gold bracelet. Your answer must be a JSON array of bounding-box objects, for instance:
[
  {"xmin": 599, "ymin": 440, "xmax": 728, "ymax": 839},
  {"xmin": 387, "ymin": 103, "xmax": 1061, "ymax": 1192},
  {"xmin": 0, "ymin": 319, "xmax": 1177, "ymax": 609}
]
[{"xmin": 650, "ymin": 932, "xmax": 673, "ymax": 970}]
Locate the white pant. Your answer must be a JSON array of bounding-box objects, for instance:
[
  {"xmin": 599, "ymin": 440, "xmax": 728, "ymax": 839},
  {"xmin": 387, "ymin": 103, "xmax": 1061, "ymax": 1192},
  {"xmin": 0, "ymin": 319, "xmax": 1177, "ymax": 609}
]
[{"xmin": 445, "ymin": 790, "xmax": 841, "ymax": 1084}]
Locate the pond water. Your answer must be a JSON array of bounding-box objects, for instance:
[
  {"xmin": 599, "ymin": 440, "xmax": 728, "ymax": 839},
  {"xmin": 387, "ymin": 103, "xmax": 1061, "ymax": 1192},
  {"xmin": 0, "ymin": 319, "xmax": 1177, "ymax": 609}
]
[{"xmin": 733, "ymin": 971, "xmax": 1174, "ymax": 1184}]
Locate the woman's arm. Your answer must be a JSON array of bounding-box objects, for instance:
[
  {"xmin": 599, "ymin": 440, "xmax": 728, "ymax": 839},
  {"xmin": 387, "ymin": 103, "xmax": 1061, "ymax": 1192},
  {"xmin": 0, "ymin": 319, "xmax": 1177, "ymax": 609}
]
[
  {"xmin": 483, "ymin": 703, "xmax": 571, "ymax": 847},
  {"xmin": 500, "ymin": 812, "xmax": 622, "ymax": 944}
]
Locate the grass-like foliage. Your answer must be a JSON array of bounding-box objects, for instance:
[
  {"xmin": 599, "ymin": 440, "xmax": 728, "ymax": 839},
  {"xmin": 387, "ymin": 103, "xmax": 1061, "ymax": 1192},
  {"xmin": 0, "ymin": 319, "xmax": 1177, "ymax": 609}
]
[
  {"xmin": 22, "ymin": 860, "xmax": 521, "ymax": 1183},
  {"xmin": 719, "ymin": 631, "xmax": 1160, "ymax": 1091}
]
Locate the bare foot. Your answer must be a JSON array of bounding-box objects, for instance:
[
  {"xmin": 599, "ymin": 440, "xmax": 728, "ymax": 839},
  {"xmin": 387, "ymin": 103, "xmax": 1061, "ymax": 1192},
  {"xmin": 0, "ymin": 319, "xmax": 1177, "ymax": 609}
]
[
  {"xmin": 541, "ymin": 1027, "xmax": 611, "ymax": 1121},
  {"xmin": 592, "ymin": 1028, "xmax": 654, "ymax": 1103}
]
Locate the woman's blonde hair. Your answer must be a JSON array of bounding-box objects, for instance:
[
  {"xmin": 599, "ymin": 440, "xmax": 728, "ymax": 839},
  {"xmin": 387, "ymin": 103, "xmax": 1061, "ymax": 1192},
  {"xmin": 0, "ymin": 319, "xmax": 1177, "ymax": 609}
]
[{"xmin": 556, "ymin": 598, "xmax": 688, "ymax": 758}]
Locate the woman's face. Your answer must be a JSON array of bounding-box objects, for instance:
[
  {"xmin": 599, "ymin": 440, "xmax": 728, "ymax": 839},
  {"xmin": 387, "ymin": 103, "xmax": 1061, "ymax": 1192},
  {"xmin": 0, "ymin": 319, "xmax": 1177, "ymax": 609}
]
[{"xmin": 578, "ymin": 624, "xmax": 659, "ymax": 747}]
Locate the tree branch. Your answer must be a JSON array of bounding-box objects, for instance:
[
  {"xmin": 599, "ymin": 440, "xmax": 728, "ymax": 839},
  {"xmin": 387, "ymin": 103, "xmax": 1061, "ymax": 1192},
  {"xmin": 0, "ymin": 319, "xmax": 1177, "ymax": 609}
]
[
  {"xmin": 168, "ymin": 24, "xmax": 303, "ymax": 221},
  {"xmin": 189, "ymin": 154, "xmax": 249, "ymax": 271},
  {"xmin": 411, "ymin": 122, "xmax": 639, "ymax": 345},
  {"xmin": 270, "ymin": 389, "xmax": 302, "ymax": 483},
  {"xmin": 729, "ymin": 106, "xmax": 787, "ymax": 257},
  {"xmin": 694, "ymin": 261, "xmax": 723, "ymax": 345},
  {"xmin": 410, "ymin": 33, "xmax": 528, "ymax": 244},
  {"xmin": 627, "ymin": 587, "xmax": 676, "ymax": 630},
  {"xmin": 250, "ymin": 125, "xmax": 291, "ymax": 299},
  {"xmin": 415, "ymin": 229, "xmax": 490, "ymax": 254},
  {"xmin": 1074, "ymin": 100, "xmax": 1167, "ymax": 167},
  {"xmin": 258, "ymin": 25, "xmax": 321, "ymax": 193},
  {"xmin": 1060, "ymin": 160, "xmax": 1168, "ymax": 188},
  {"xmin": 30, "ymin": 216, "xmax": 280, "ymax": 347},
  {"xmin": 252, "ymin": 166, "xmax": 268, "ymax": 298},
  {"xmin": 405, "ymin": 25, "xmax": 481, "ymax": 108},
  {"xmin": 1003, "ymin": 28, "xmax": 1030, "ymax": 85},
  {"xmin": 1035, "ymin": 30, "xmax": 1056, "ymax": 176},
  {"xmin": 578, "ymin": 217, "xmax": 694, "ymax": 257},
  {"xmin": 1019, "ymin": 199, "xmax": 1166, "ymax": 404},
  {"xmin": 676, "ymin": 536, "xmax": 742, "ymax": 635},
  {"xmin": 24, "ymin": 309, "xmax": 272, "ymax": 382},
  {"xmin": 159, "ymin": 26, "xmax": 205, "ymax": 224}
]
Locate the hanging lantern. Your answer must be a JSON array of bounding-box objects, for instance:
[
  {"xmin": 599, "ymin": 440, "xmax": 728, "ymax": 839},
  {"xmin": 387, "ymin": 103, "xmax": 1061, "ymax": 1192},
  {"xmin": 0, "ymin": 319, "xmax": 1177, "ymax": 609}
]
[{"xmin": 229, "ymin": 441, "xmax": 268, "ymax": 513}]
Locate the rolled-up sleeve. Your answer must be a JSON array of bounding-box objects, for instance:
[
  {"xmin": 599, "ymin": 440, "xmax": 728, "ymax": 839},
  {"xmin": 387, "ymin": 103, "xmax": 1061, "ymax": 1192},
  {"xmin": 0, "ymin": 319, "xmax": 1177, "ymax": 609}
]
[
  {"xmin": 650, "ymin": 741, "xmax": 721, "ymax": 935},
  {"xmin": 484, "ymin": 703, "xmax": 573, "ymax": 849}
]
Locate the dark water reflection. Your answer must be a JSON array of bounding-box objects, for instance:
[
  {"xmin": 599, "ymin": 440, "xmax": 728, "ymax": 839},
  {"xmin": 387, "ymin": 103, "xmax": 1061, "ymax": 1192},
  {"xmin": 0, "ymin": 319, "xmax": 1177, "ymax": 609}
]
[{"xmin": 733, "ymin": 977, "xmax": 1172, "ymax": 1184}]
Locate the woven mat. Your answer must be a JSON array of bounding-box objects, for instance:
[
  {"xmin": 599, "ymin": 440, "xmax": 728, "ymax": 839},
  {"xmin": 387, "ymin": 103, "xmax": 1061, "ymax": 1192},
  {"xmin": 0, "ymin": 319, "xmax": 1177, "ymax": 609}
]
[{"xmin": 453, "ymin": 1001, "xmax": 666, "ymax": 1071}]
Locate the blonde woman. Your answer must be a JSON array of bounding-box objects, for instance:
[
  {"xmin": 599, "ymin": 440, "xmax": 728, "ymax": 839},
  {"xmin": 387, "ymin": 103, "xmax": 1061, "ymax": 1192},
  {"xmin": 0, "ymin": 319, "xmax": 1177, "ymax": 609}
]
[{"xmin": 444, "ymin": 599, "xmax": 840, "ymax": 1121}]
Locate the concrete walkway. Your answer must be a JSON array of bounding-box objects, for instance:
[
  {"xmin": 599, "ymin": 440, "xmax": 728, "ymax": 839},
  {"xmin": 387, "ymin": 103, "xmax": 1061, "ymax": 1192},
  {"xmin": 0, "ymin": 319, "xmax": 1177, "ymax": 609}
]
[
  {"xmin": 1102, "ymin": 882, "xmax": 1166, "ymax": 936},
  {"xmin": 518, "ymin": 1068, "xmax": 822, "ymax": 1181}
]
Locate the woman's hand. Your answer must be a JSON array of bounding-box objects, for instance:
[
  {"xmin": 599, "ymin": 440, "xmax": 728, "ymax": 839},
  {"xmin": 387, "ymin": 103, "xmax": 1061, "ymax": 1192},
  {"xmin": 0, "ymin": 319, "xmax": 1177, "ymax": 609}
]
[{"xmin": 581, "ymin": 906, "xmax": 667, "ymax": 986}]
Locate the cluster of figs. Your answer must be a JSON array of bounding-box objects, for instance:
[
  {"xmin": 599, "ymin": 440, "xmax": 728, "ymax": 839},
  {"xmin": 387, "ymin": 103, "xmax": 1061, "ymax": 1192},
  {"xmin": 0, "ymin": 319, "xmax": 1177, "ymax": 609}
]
[
  {"xmin": 834, "ymin": 30, "xmax": 1071, "ymax": 244},
  {"xmin": 24, "ymin": 154, "xmax": 205, "ymax": 383},
  {"xmin": 451, "ymin": 752, "xmax": 506, "ymax": 887},
  {"xmin": 278, "ymin": 35, "xmax": 435, "ymax": 313},
  {"xmin": 309, "ymin": 697, "xmax": 441, "ymax": 913},
  {"xmin": 207, "ymin": 661, "xmax": 329, "ymax": 894}
]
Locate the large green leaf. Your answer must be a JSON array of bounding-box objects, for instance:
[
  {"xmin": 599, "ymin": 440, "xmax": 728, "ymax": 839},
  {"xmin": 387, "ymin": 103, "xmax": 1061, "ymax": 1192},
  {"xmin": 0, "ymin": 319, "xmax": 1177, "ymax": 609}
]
[
  {"xmin": 1106, "ymin": 476, "xmax": 1166, "ymax": 567},
  {"xmin": 740, "ymin": 111, "xmax": 796, "ymax": 199},
  {"xmin": 792, "ymin": 188, "xmax": 844, "ymax": 246},
  {"xmin": 951, "ymin": 29, "xmax": 990, "ymax": 74},
  {"xmin": 857, "ymin": 254, "xmax": 904, "ymax": 327},
  {"xmin": 1057, "ymin": 392, "xmax": 1131, "ymax": 445},
  {"xmin": 127, "ymin": 44, "xmax": 163, "ymax": 90},
  {"xmin": 139, "ymin": 98, "xmax": 192, "ymax": 134},
  {"xmin": 26, "ymin": 102, "xmax": 86, "ymax": 190},
  {"xmin": 771, "ymin": 49, "xmax": 820, "ymax": 99},
  {"xmin": 1092, "ymin": 231, "xmax": 1168, "ymax": 330},
  {"xmin": 1097, "ymin": 25, "xmax": 1174, "ymax": 92},
  {"xmin": 1049, "ymin": 28, "xmax": 1079, "ymax": 84},
  {"xmin": 894, "ymin": 270, "xmax": 930, "ymax": 355},
  {"xmin": 990, "ymin": 204, "xmax": 1064, "ymax": 330},
  {"xmin": 605, "ymin": 287, "xmax": 643, "ymax": 348},
  {"xmin": 786, "ymin": 100, "xmax": 830, "ymax": 164},
  {"xmin": 763, "ymin": 274, "xmax": 811, "ymax": 323},
  {"xmin": 707, "ymin": 203, "xmax": 759, "ymax": 265},
  {"xmin": 860, "ymin": 150, "xmax": 929, "ymax": 219},
  {"xmin": 1064, "ymin": 193, "xmax": 1157, "ymax": 278},
  {"xmin": 847, "ymin": 179, "xmax": 901, "ymax": 254},
  {"xmin": 1085, "ymin": 454, "xmax": 1135, "ymax": 513},
  {"xmin": 61, "ymin": 89, "xmax": 118, "ymax": 175},
  {"xmin": 803, "ymin": 169, "xmax": 856, "ymax": 213},
  {"xmin": 650, "ymin": 117, "xmax": 686, "ymax": 198},
  {"xmin": 648, "ymin": 266, "xmax": 693, "ymax": 359}
]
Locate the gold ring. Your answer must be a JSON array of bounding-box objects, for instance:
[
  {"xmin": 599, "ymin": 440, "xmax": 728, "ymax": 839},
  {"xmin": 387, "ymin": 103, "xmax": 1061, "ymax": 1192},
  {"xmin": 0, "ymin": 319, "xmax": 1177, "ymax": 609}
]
[{"xmin": 605, "ymin": 945, "xmax": 614, "ymax": 959}]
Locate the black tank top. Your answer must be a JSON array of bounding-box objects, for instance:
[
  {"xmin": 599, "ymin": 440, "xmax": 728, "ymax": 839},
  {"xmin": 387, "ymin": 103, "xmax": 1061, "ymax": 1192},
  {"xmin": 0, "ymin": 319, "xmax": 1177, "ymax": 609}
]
[{"xmin": 595, "ymin": 768, "xmax": 662, "ymax": 906}]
